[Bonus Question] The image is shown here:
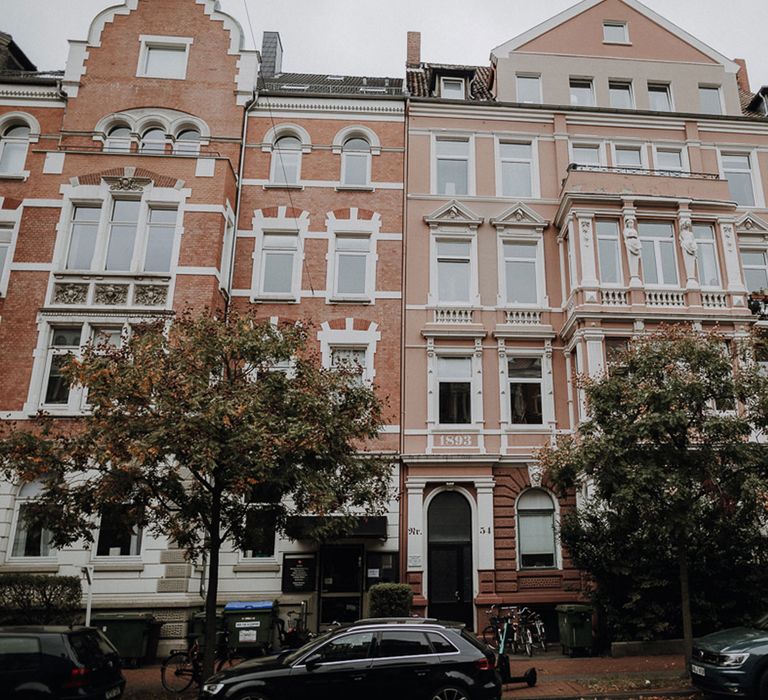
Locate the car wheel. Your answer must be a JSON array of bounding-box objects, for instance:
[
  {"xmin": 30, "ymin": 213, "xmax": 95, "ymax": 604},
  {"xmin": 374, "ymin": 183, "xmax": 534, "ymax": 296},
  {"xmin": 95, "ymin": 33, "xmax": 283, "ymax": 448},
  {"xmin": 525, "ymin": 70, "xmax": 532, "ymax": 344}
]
[
  {"xmin": 429, "ymin": 685, "xmax": 471, "ymax": 700},
  {"xmin": 758, "ymin": 670, "xmax": 768, "ymax": 700}
]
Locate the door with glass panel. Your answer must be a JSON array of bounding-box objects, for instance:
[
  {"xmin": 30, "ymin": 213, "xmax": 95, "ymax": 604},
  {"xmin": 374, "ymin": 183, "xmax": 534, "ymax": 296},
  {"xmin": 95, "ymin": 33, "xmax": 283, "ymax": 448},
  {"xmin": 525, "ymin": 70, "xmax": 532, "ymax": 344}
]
[{"xmin": 427, "ymin": 491, "xmax": 473, "ymax": 626}]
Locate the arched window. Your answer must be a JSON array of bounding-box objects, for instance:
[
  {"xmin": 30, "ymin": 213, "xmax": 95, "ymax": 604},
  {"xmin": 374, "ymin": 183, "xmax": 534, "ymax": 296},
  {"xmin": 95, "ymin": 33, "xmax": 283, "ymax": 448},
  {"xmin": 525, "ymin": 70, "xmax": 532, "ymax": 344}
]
[
  {"xmin": 270, "ymin": 135, "xmax": 302, "ymax": 185},
  {"xmin": 105, "ymin": 125, "xmax": 132, "ymax": 153},
  {"xmin": 0, "ymin": 123, "xmax": 30, "ymax": 174},
  {"xmin": 341, "ymin": 137, "xmax": 371, "ymax": 187},
  {"xmin": 175, "ymin": 128, "xmax": 201, "ymax": 155},
  {"xmin": 10, "ymin": 481, "xmax": 53, "ymax": 558},
  {"xmin": 517, "ymin": 488, "xmax": 556, "ymax": 569},
  {"xmin": 139, "ymin": 127, "xmax": 167, "ymax": 154}
]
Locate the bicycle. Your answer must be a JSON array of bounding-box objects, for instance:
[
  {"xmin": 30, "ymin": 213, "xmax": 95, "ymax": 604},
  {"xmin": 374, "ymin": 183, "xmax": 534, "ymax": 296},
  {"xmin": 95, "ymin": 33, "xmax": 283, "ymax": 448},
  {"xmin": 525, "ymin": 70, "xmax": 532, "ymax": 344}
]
[
  {"xmin": 276, "ymin": 601, "xmax": 314, "ymax": 650},
  {"xmin": 160, "ymin": 637, "xmax": 246, "ymax": 693}
]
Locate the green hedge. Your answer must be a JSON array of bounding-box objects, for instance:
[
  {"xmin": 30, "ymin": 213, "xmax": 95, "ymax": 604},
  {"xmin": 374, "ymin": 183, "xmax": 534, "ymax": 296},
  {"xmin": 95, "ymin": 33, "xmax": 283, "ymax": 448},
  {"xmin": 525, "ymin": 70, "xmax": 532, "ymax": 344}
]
[
  {"xmin": 369, "ymin": 583, "xmax": 413, "ymax": 618},
  {"xmin": 0, "ymin": 574, "xmax": 82, "ymax": 625}
]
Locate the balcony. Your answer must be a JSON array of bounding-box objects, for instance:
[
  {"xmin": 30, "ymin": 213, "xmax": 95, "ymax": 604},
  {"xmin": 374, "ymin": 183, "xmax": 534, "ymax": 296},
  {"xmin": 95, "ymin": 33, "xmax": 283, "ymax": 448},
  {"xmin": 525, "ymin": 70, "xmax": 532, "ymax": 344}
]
[
  {"xmin": 561, "ymin": 164, "xmax": 731, "ymax": 202},
  {"xmin": 48, "ymin": 272, "xmax": 172, "ymax": 310}
]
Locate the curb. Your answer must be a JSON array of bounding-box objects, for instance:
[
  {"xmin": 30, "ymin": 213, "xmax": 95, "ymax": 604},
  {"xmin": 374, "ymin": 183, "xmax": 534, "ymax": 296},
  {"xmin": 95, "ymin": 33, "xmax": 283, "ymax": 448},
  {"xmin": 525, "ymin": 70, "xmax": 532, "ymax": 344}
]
[{"xmin": 502, "ymin": 688, "xmax": 698, "ymax": 700}]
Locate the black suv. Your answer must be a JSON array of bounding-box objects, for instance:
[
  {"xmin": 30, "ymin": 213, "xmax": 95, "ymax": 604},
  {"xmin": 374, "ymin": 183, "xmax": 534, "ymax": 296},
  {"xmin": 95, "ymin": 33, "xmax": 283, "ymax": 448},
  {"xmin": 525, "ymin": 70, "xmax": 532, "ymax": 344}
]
[
  {"xmin": 200, "ymin": 618, "xmax": 501, "ymax": 700},
  {"xmin": 0, "ymin": 626, "xmax": 125, "ymax": 700}
]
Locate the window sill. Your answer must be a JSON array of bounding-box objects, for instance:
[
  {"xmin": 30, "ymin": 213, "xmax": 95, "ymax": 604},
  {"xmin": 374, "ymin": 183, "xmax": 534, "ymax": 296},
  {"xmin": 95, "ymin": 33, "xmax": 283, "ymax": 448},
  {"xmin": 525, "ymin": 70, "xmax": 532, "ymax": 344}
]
[
  {"xmin": 53, "ymin": 271, "xmax": 172, "ymax": 280},
  {"xmin": 263, "ymin": 183, "xmax": 304, "ymax": 191},
  {"xmin": 335, "ymin": 185, "xmax": 375, "ymax": 192},
  {"xmin": 433, "ymin": 426, "xmax": 480, "ymax": 432},
  {"xmin": 252, "ymin": 295, "xmax": 300, "ymax": 303},
  {"xmin": 0, "ymin": 172, "xmax": 28, "ymax": 181},
  {"xmin": 92, "ymin": 560, "xmax": 145, "ymax": 572},
  {"xmin": 0, "ymin": 562, "xmax": 59, "ymax": 573},
  {"xmin": 233, "ymin": 562, "xmax": 281, "ymax": 573},
  {"xmin": 505, "ymin": 425, "xmax": 549, "ymax": 433},
  {"xmin": 328, "ymin": 296, "xmax": 372, "ymax": 304},
  {"xmin": 603, "ymin": 41, "xmax": 632, "ymax": 46}
]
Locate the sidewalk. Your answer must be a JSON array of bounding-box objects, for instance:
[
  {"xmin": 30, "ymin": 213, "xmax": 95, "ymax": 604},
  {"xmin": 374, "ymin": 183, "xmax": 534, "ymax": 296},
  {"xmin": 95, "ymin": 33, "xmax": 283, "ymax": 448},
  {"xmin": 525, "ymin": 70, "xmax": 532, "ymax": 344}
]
[{"xmin": 122, "ymin": 652, "xmax": 694, "ymax": 700}]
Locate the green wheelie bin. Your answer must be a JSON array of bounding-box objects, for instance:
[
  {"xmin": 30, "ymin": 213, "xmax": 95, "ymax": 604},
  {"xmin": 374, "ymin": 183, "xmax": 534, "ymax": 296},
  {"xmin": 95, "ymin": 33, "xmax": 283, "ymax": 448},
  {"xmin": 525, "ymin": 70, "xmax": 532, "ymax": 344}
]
[
  {"xmin": 556, "ymin": 604, "xmax": 593, "ymax": 657},
  {"xmin": 223, "ymin": 601, "xmax": 277, "ymax": 656},
  {"xmin": 91, "ymin": 611, "xmax": 160, "ymax": 667}
]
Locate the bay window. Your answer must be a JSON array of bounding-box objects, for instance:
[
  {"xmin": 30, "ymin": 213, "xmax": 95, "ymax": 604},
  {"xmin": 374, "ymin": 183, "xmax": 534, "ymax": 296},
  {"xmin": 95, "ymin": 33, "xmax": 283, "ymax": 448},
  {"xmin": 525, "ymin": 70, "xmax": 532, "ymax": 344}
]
[
  {"xmin": 596, "ymin": 220, "xmax": 622, "ymax": 285},
  {"xmin": 693, "ymin": 224, "xmax": 720, "ymax": 287},
  {"xmin": 722, "ymin": 153, "xmax": 756, "ymax": 207},
  {"xmin": 741, "ymin": 249, "xmax": 768, "ymax": 292}
]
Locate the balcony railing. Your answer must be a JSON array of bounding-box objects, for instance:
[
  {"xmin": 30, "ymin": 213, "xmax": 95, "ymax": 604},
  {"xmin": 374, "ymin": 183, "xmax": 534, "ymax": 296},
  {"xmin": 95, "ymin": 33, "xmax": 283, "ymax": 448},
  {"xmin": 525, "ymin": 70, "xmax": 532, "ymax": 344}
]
[
  {"xmin": 601, "ymin": 289, "xmax": 628, "ymax": 306},
  {"xmin": 702, "ymin": 291, "xmax": 728, "ymax": 309},
  {"xmin": 433, "ymin": 308, "xmax": 474, "ymax": 324},
  {"xmin": 567, "ymin": 163, "xmax": 721, "ymax": 180},
  {"xmin": 646, "ymin": 289, "xmax": 686, "ymax": 307},
  {"xmin": 49, "ymin": 272, "xmax": 172, "ymax": 309},
  {"xmin": 505, "ymin": 309, "xmax": 542, "ymax": 325}
]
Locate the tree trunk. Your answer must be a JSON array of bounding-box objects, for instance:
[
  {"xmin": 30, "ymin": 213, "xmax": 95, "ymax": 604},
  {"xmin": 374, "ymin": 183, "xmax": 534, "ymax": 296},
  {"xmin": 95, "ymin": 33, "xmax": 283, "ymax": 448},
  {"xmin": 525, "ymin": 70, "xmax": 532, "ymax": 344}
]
[
  {"xmin": 679, "ymin": 547, "xmax": 693, "ymax": 666},
  {"xmin": 202, "ymin": 489, "xmax": 222, "ymax": 680}
]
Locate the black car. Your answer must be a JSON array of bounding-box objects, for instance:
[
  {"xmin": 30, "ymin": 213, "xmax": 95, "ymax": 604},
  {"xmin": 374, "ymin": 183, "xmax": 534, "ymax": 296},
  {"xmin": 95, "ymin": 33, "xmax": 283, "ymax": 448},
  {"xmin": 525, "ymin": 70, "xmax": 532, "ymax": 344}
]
[
  {"xmin": 200, "ymin": 617, "xmax": 502, "ymax": 700},
  {"xmin": 0, "ymin": 625, "xmax": 125, "ymax": 700}
]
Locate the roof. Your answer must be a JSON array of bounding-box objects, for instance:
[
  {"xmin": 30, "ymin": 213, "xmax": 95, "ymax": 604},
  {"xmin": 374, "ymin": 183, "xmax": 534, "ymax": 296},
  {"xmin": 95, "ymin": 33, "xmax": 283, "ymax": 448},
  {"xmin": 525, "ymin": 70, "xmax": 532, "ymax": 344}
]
[
  {"xmin": 743, "ymin": 87, "xmax": 768, "ymax": 118},
  {"xmin": 260, "ymin": 72, "xmax": 403, "ymax": 97},
  {"xmin": 490, "ymin": 0, "xmax": 740, "ymax": 73},
  {"xmin": 0, "ymin": 69, "xmax": 63, "ymax": 86},
  {"xmin": 406, "ymin": 64, "xmax": 495, "ymax": 101},
  {"xmin": 0, "ymin": 31, "xmax": 37, "ymax": 71}
]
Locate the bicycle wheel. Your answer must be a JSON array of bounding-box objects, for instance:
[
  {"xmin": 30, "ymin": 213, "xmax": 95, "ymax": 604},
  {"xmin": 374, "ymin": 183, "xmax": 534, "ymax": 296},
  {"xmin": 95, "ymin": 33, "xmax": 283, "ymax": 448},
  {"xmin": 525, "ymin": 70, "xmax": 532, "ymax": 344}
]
[
  {"xmin": 481, "ymin": 625, "xmax": 499, "ymax": 649},
  {"xmin": 524, "ymin": 628, "xmax": 533, "ymax": 657},
  {"xmin": 216, "ymin": 652, "xmax": 247, "ymax": 672},
  {"xmin": 161, "ymin": 651, "xmax": 195, "ymax": 693},
  {"xmin": 537, "ymin": 624, "xmax": 547, "ymax": 651}
]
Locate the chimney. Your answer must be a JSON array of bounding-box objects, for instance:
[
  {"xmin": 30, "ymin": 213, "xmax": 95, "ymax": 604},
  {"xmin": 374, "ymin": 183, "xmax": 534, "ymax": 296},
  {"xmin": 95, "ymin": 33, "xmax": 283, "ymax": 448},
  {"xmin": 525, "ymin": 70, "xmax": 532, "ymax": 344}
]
[
  {"xmin": 260, "ymin": 31, "xmax": 283, "ymax": 79},
  {"xmin": 735, "ymin": 58, "xmax": 751, "ymax": 93},
  {"xmin": 407, "ymin": 31, "xmax": 421, "ymax": 67}
]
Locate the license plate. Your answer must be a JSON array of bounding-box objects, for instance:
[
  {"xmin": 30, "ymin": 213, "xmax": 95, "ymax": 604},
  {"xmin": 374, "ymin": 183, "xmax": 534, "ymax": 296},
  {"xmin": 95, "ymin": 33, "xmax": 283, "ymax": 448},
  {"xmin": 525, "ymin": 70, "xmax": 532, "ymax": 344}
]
[
  {"xmin": 691, "ymin": 664, "xmax": 705, "ymax": 676},
  {"xmin": 106, "ymin": 687, "xmax": 122, "ymax": 699}
]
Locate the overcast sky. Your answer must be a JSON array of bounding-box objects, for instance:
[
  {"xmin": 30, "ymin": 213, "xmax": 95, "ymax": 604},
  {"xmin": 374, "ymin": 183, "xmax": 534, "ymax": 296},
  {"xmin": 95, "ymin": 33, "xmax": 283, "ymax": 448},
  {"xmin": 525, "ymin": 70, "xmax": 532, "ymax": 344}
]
[{"xmin": 2, "ymin": 0, "xmax": 767, "ymax": 91}]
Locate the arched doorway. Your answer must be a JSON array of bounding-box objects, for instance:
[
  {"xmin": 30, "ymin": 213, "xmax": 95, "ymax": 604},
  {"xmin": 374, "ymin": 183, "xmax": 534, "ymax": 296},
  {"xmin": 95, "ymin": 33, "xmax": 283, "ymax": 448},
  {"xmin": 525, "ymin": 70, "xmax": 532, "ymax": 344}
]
[{"xmin": 427, "ymin": 490, "xmax": 473, "ymax": 626}]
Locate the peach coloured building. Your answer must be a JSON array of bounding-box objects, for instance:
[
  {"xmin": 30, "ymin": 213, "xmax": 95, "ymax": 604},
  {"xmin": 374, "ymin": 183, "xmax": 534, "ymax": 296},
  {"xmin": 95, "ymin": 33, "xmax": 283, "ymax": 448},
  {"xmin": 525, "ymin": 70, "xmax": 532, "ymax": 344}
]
[{"xmin": 401, "ymin": 0, "xmax": 768, "ymax": 633}]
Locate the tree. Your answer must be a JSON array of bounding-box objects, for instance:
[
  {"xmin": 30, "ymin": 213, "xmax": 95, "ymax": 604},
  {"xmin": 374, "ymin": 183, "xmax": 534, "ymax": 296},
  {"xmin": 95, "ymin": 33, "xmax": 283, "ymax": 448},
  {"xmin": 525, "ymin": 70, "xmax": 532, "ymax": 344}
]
[
  {"xmin": 538, "ymin": 326, "xmax": 768, "ymax": 660},
  {"xmin": 0, "ymin": 311, "xmax": 392, "ymax": 677}
]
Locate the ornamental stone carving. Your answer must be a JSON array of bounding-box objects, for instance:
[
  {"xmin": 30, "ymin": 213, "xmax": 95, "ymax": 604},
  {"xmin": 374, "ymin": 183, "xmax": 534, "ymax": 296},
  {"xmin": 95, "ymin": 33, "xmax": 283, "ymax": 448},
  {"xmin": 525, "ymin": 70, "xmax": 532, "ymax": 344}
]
[
  {"xmin": 134, "ymin": 285, "xmax": 168, "ymax": 306},
  {"xmin": 623, "ymin": 213, "xmax": 642, "ymax": 287},
  {"xmin": 105, "ymin": 176, "xmax": 149, "ymax": 192},
  {"xmin": 94, "ymin": 284, "xmax": 129, "ymax": 305},
  {"xmin": 678, "ymin": 214, "xmax": 698, "ymax": 288},
  {"xmin": 54, "ymin": 283, "xmax": 88, "ymax": 304},
  {"xmin": 527, "ymin": 463, "xmax": 544, "ymax": 488}
]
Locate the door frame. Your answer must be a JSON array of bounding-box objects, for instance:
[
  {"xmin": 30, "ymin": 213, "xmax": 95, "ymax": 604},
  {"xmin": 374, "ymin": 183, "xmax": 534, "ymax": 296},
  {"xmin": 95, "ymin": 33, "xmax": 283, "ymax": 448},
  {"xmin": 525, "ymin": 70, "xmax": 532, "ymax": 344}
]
[
  {"xmin": 424, "ymin": 487, "xmax": 478, "ymax": 626},
  {"xmin": 318, "ymin": 544, "xmax": 364, "ymax": 629}
]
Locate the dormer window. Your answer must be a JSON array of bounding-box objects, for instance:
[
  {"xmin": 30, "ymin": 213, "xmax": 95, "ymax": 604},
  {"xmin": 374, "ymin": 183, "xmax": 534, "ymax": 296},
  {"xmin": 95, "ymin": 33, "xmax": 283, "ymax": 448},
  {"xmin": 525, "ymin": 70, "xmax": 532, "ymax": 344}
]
[
  {"xmin": 441, "ymin": 78, "xmax": 465, "ymax": 99},
  {"xmin": 603, "ymin": 21, "xmax": 629, "ymax": 44},
  {"xmin": 137, "ymin": 36, "xmax": 192, "ymax": 80}
]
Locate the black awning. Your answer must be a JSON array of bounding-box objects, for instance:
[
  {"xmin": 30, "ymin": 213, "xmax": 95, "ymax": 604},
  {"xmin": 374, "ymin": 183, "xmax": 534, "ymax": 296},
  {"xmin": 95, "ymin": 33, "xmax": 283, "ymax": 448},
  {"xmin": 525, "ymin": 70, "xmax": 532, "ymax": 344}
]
[{"xmin": 285, "ymin": 515, "xmax": 388, "ymax": 541}]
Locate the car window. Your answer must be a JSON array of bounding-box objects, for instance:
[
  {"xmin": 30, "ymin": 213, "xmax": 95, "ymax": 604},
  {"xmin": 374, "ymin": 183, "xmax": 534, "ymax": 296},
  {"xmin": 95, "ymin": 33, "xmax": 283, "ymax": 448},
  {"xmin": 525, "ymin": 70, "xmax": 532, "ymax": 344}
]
[
  {"xmin": 377, "ymin": 631, "xmax": 433, "ymax": 658},
  {"xmin": 427, "ymin": 632, "xmax": 458, "ymax": 654},
  {"xmin": 69, "ymin": 631, "xmax": 107, "ymax": 666},
  {"xmin": 0, "ymin": 636, "xmax": 41, "ymax": 671},
  {"xmin": 307, "ymin": 632, "xmax": 373, "ymax": 664}
]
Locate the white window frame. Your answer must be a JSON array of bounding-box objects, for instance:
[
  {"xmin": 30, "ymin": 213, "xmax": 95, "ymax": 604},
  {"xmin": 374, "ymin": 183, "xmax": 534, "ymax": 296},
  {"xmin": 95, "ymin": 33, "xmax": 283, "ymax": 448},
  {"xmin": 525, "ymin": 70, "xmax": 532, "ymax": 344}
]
[
  {"xmin": 0, "ymin": 212, "xmax": 19, "ymax": 296},
  {"xmin": 699, "ymin": 85, "xmax": 724, "ymax": 116},
  {"xmin": 251, "ymin": 209, "xmax": 308, "ymax": 303},
  {"xmin": 318, "ymin": 320, "xmax": 380, "ymax": 385},
  {"xmin": 515, "ymin": 74, "xmax": 542, "ymax": 104},
  {"xmin": 430, "ymin": 233, "xmax": 478, "ymax": 307},
  {"xmin": 440, "ymin": 77, "xmax": 466, "ymax": 99},
  {"xmin": 506, "ymin": 355, "xmax": 545, "ymax": 427},
  {"xmin": 602, "ymin": 21, "xmax": 629, "ymax": 44},
  {"xmin": 740, "ymin": 247, "xmax": 768, "ymax": 293},
  {"xmin": 94, "ymin": 503, "xmax": 144, "ymax": 560},
  {"xmin": 325, "ymin": 211, "xmax": 379, "ymax": 304},
  {"xmin": 569, "ymin": 77, "xmax": 595, "ymax": 107},
  {"xmin": 38, "ymin": 324, "xmax": 86, "ymax": 412},
  {"xmin": 515, "ymin": 487, "xmax": 561, "ymax": 570},
  {"xmin": 569, "ymin": 141, "xmax": 606, "ymax": 167},
  {"xmin": 256, "ymin": 231, "xmax": 302, "ymax": 300},
  {"xmin": 7, "ymin": 482, "xmax": 56, "ymax": 563},
  {"xmin": 105, "ymin": 125, "xmax": 134, "ymax": 153},
  {"xmin": 61, "ymin": 197, "xmax": 180, "ymax": 274},
  {"xmin": 269, "ymin": 135, "xmax": 304, "ymax": 186},
  {"xmin": 329, "ymin": 233, "xmax": 374, "ymax": 302},
  {"xmin": 0, "ymin": 113, "xmax": 39, "ymax": 179},
  {"xmin": 499, "ymin": 350, "xmax": 554, "ymax": 431},
  {"xmin": 611, "ymin": 142, "xmax": 646, "ymax": 169},
  {"xmin": 340, "ymin": 138, "xmax": 372, "ymax": 188},
  {"xmin": 652, "ymin": 144, "xmax": 689, "ymax": 173},
  {"xmin": 136, "ymin": 35, "xmax": 193, "ymax": 80},
  {"xmin": 595, "ymin": 219, "xmax": 624, "ymax": 287},
  {"xmin": 693, "ymin": 223, "xmax": 722, "ymax": 289},
  {"xmin": 647, "ymin": 82, "xmax": 673, "ymax": 112},
  {"xmin": 638, "ymin": 221, "xmax": 679, "ymax": 288},
  {"xmin": 718, "ymin": 150, "xmax": 764, "ymax": 208},
  {"xmin": 495, "ymin": 138, "xmax": 539, "ymax": 199},
  {"xmin": 432, "ymin": 134, "xmax": 474, "ymax": 196},
  {"xmin": 240, "ymin": 504, "xmax": 279, "ymax": 560},
  {"xmin": 498, "ymin": 231, "xmax": 545, "ymax": 307},
  {"xmin": 608, "ymin": 80, "xmax": 634, "ymax": 110},
  {"xmin": 435, "ymin": 354, "xmax": 475, "ymax": 428}
]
